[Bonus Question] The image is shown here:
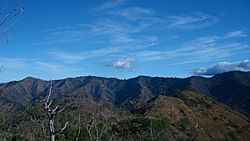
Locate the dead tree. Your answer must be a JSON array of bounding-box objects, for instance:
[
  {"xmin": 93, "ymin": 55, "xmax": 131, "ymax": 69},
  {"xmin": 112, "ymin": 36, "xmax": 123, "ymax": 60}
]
[
  {"xmin": 1, "ymin": 111, "xmax": 22, "ymax": 141},
  {"xmin": 0, "ymin": 1, "xmax": 25, "ymax": 70},
  {"xmin": 30, "ymin": 115, "xmax": 46, "ymax": 138},
  {"xmin": 75, "ymin": 106, "xmax": 81, "ymax": 141},
  {"xmin": 83, "ymin": 103, "xmax": 117, "ymax": 141},
  {"xmin": 44, "ymin": 82, "xmax": 69, "ymax": 141},
  {"xmin": 0, "ymin": 0, "xmax": 25, "ymax": 36}
]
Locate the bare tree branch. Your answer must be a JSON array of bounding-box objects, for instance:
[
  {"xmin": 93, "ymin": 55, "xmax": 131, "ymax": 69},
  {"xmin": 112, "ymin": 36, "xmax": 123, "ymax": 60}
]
[
  {"xmin": 30, "ymin": 116, "xmax": 46, "ymax": 134},
  {"xmin": 44, "ymin": 81, "xmax": 69, "ymax": 141},
  {"xmin": 0, "ymin": 0, "xmax": 25, "ymax": 36},
  {"xmin": 58, "ymin": 121, "xmax": 69, "ymax": 133},
  {"xmin": 75, "ymin": 106, "xmax": 81, "ymax": 141},
  {"xmin": 83, "ymin": 103, "xmax": 118, "ymax": 141},
  {"xmin": 45, "ymin": 82, "xmax": 53, "ymax": 109}
]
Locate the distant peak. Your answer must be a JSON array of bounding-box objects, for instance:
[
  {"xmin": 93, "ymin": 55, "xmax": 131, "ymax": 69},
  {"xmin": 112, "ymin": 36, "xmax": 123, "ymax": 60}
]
[{"xmin": 22, "ymin": 76, "xmax": 38, "ymax": 81}]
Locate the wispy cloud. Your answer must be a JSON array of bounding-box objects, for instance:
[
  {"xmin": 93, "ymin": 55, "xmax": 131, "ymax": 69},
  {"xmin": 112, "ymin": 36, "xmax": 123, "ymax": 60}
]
[
  {"xmin": 96, "ymin": 0, "xmax": 127, "ymax": 11},
  {"xmin": 33, "ymin": 3, "xmax": 249, "ymax": 74},
  {"xmin": 135, "ymin": 50, "xmax": 163, "ymax": 61},
  {"xmin": 111, "ymin": 7, "xmax": 155, "ymax": 21},
  {"xmin": 0, "ymin": 57, "xmax": 84, "ymax": 81},
  {"xmin": 165, "ymin": 13, "xmax": 218, "ymax": 29},
  {"xmin": 194, "ymin": 60, "xmax": 250, "ymax": 75},
  {"xmin": 188, "ymin": 30, "xmax": 247, "ymax": 44},
  {"xmin": 109, "ymin": 57, "xmax": 135, "ymax": 70},
  {"xmin": 134, "ymin": 31, "xmax": 248, "ymax": 64},
  {"xmin": 224, "ymin": 30, "xmax": 247, "ymax": 38},
  {"xmin": 0, "ymin": 57, "xmax": 28, "ymax": 69},
  {"xmin": 35, "ymin": 15, "xmax": 158, "ymax": 48},
  {"xmin": 35, "ymin": 7, "xmax": 218, "ymax": 49},
  {"xmin": 136, "ymin": 43, "xmax": 247, "ymax": 64},
  {"xmin": 45, "ymin": 28, "xmax": 248, "ymax": 68},
  {"xmin": 49, "ymin": 47, "xmax": 121, "ymax": 64},
  {"xmin": 32, "ymin": 61, "xmax": 81, "ymax": 78},
  {"xmin": 48, "ymin": 52, "xmax": 84, "ymax": 64}
]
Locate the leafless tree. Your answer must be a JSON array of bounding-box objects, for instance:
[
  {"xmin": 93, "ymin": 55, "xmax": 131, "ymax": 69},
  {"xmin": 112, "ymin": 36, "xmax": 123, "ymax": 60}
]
[
  {"xmin": 150, "ymin": 119, "xmax": 153, "ymax": 141},
  {"xmin": 30, "ymin": 114, "xmax": 47, "ymax": 139},
  {"xmin": 0, "ymin": 0, "xmax": 25, "ymax": 37},
  {"xmin": 44, "ymin": 82, "xmax": 69, "ymax": 141},
  {"xmin": 0, "ymin": 0, "xmax": 25, "ymax": 72},
  {"xmin": 75, "ymin": 106, "xmax": 81, "ymax": 141},
  {"xmin": 1, "ymin": 111, "xmax": 22, "ymax": 141},
  {"xmin": 81, "ymin": 102, "xmax": 117, "ymax": 141}
]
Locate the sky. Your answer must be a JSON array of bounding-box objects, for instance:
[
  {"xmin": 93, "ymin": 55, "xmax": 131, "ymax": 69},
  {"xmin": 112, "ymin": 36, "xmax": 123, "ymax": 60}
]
[{"xmin": 0, "ymin": 0, "xmax": 250, "ymax": 82}]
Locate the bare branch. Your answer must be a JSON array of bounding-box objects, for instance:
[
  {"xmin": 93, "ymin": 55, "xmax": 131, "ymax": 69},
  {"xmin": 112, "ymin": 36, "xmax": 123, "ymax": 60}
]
[
  {"xmin": 30, "ymin": 116, "xmax": 46, "ymax": 134},
  {"xmin": 43, "ymin": 81, "xmax": 69, "ymax": 141},
  {"xmin": 52, "ymin": 106, "xmax": 59, "ymax": 114},
  {"xmin": 75, "ymin": 107, "xmax": 81, "ymax": 141},
  {"xmin": 45, "ymin": 81, "xmax": 53, "ymax": 109},
  {"xmin": 57, "ymin": 103, "xmax": 73, "ymax": 114},
  {"xmin": 0, "ymin": 1, "xmax": 25, "ymax": 35},
  {"xmin": 59, "ymin": 121, "xmax": 69, "ymax": 133}
]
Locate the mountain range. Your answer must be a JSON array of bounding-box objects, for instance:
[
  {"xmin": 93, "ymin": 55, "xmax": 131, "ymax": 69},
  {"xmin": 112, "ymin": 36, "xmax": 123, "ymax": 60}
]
[
  {"xmin": 1, "ymin": 71, "xmax": 250, "ymax": 140},
  {"xmin": 0, "ymin": 71, "xmax": 250, "ymax": 117}
]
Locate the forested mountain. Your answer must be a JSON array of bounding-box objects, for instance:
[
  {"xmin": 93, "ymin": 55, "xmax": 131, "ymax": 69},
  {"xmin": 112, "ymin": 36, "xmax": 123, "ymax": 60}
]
[
  {"xmin": 0, "ymin": 71, "xmax": 250, "ymax": 117},
  {"xmin": 0, "ymin": 71, "xmax": 250, "ymax": 140}
]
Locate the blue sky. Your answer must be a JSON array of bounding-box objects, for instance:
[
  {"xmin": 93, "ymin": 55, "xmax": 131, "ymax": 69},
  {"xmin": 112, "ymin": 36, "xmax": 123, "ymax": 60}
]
[{"xmin": 0, "ymin": 0, "xmax": 250, "ymax": 82}]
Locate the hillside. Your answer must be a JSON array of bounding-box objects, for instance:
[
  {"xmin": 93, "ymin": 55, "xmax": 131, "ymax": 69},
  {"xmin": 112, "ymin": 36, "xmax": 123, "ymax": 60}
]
[
  {"xmin": 0, "ymin": 71, "xmax": 250, "ymax": 140},
  {"xmin": 136, "ymin": 91, "xmax": 250, "ymax": 140},
  {"xmin": 0, "ymin": 71, "xmax": 250, "ymax": 117}
]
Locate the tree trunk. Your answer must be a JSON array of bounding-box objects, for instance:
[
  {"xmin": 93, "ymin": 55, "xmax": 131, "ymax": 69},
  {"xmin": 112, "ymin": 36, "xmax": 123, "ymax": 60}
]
[
  {"xmin": 150, "ymin": 120, "xmax": 153, "ymax": 141},
  {"xmin": 76, "ymin": 108, "xmax": 81, "ymax": 141},
  {"xmin": 49, "ymin": 119, "xmax": 55, "ymax": 141},
  {"xmin": 44, "ymin": 83, "xmax": 68, "ymax": 141},
  {"xmin": 50, "ymin": 134, "xmax": 55, "ymax": 141}
]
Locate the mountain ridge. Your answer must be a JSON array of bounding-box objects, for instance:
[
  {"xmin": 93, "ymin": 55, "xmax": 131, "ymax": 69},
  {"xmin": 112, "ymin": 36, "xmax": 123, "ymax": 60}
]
[
  {"xmin": 0, "ymin": 71, "xmax": 250, "ymax": 117},
  {"xmin": 138, "ymin": 91, "xmax": 250, "ymax": 140}
]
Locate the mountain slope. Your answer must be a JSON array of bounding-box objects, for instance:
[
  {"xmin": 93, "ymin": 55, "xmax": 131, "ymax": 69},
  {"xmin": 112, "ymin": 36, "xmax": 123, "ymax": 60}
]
[
  {"xmin": 0, "ymin": 71, "xmax": 250, "ymax": 118},
  {"xmin": 187, "ymin": 71, "xmax": 250, "ymax": 117},
  {"xmin": 138, "ymin": 91, "xmax": 250, "ymax": 140}
]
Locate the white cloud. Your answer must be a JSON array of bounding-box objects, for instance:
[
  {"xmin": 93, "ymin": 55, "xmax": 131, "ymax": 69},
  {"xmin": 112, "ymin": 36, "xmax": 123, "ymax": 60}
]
[
  {"xmin": 96, "ymin": 0, "xmax": 127, "ymax": 11},
  {"xmin": 134, "ymin": 34, "xmax": 248, "ymax": 64},
  {"xmin": 0, "ymin": 57, "xmax": 29, "ymax": 69},
  {"xmin": 111, "ymin": 7, "xmax": 155, "ymax": 21},
  {"xmin": 49, "ymin": 47, "xmax": 121, "ymax": 64},
  {"xmin": 36, "ymin": 14, "xmax": 159, "ymax": 49},
  {"xmin": 194, "ymin": 60, "xmax": 250, "ymax": 75},
  {"xmin": 224, "ymin": 30, "xmax": 247, "ymax": 38},
  {"xmin": 0, "ymin": 57, "xmax": 84, "ymax": 81},
  {"xmin": 48, "ymin": 52, "xmax": 84, "ymax": 64},
  {"xmin": 35, "ymin": 8, "xmax": 220, "ymax": 54},
  {"xmin": 188, "ymin": 30, "xmax": 247, "ymax": 46},
  {"xmin": 135, "ymin": 51, "xmax": 163, "ymax": 61},
  {"xmin": 34, "ymin": 4, "xmax": 248, "ymax": 71},
  {"xmin": 165, "ymin": 13, "xmax": 218, "ymax": 29},
  {"xmin": 193, "ymin": 36, "xmax": 219, "ymax": 44},
  {"xmin": 110, "ymin": 57, "xmax": 135, "ymax": 70},
  {"xmin": 31, "ymin": 61, "xmax": 81, "ymax": 78}
]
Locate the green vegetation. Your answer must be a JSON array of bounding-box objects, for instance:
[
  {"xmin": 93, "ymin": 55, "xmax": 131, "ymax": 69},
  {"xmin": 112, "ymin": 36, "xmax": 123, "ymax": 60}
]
[
  {"xmin": 113, "ymin": 117, "xmax": 170, "ymax": 141},
  {"xmin": 0, "ymin": 90, "xmax": 250, "ymax": 140},
  {"xmin": 0, "ymin": 96, "xmax": 173, "ymax": 141},
  {"xmin": 179, "ymin": 116, "xmax": 190, "ymax": 131}
]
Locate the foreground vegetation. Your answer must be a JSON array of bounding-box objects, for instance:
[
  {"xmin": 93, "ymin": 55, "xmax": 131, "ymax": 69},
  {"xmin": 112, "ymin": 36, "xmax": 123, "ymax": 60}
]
[
  {"xmin": 0, "ymin": 99, "xmax": 170, "ymax": 141},
  {"xmin": 0, "ymin": 85, "xmax": 250, "ymax": 141}
]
